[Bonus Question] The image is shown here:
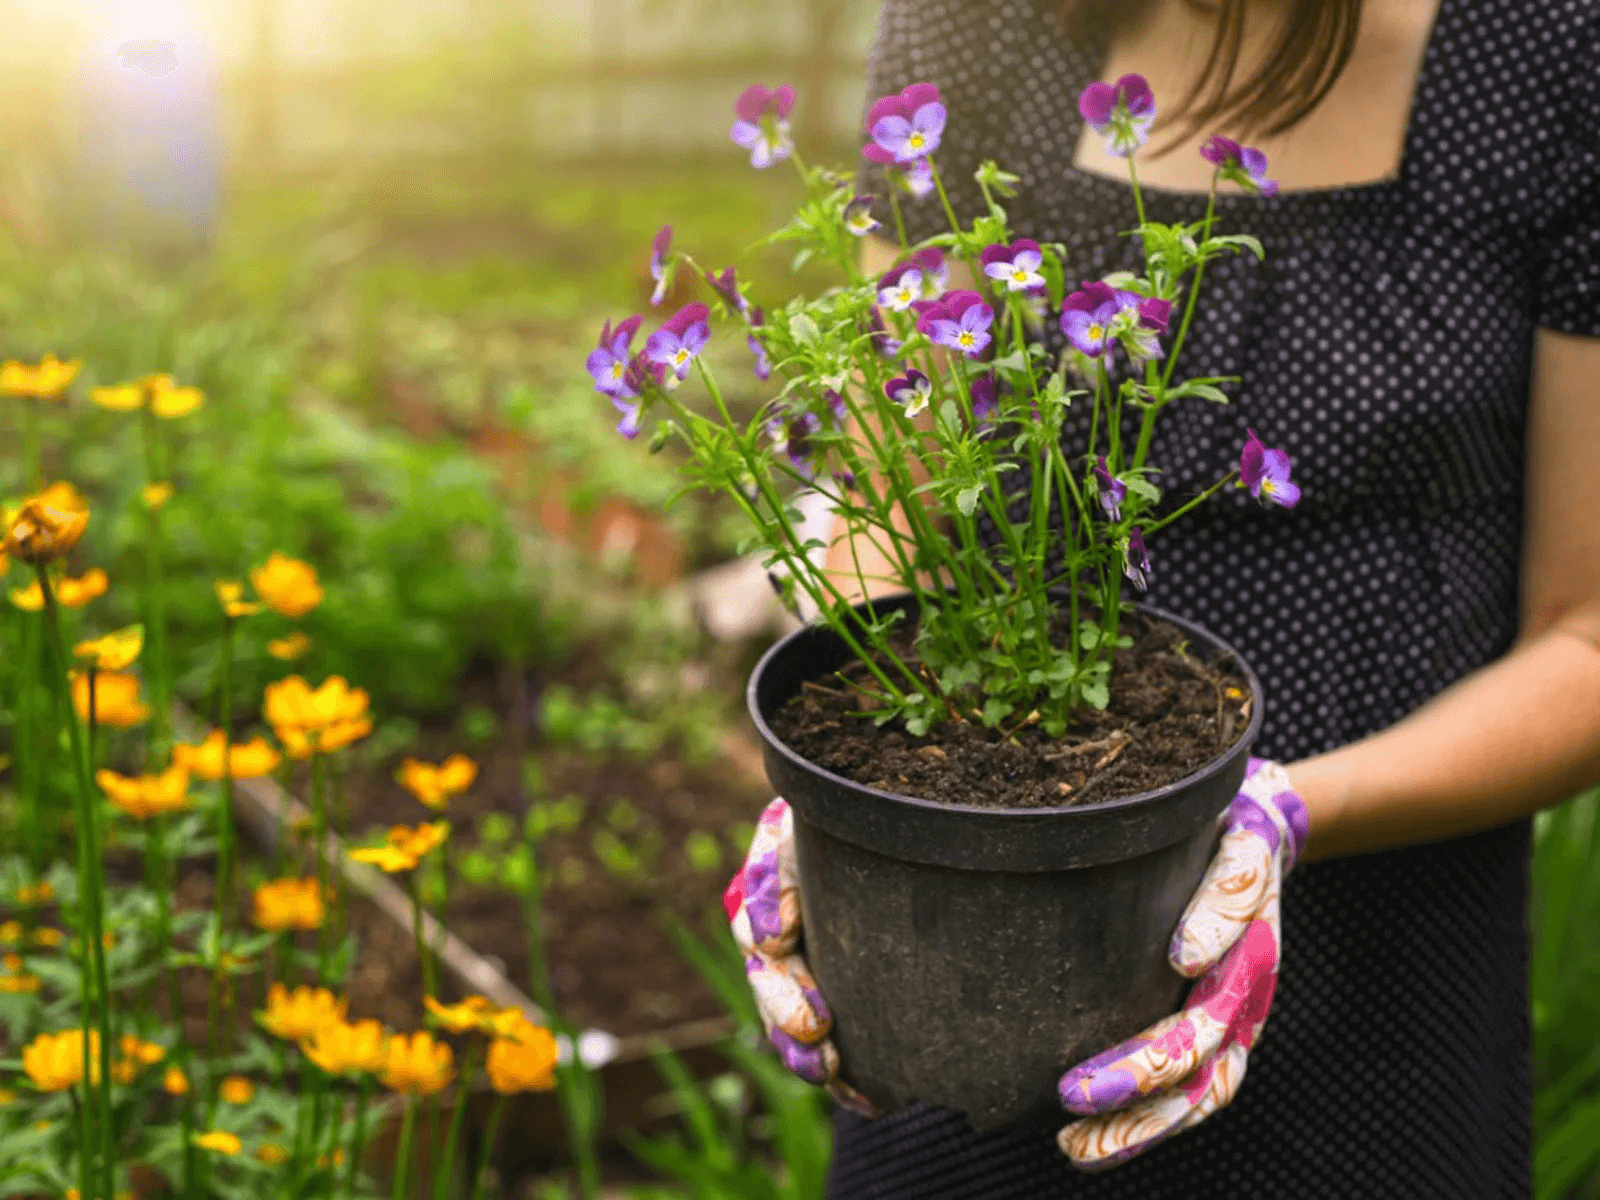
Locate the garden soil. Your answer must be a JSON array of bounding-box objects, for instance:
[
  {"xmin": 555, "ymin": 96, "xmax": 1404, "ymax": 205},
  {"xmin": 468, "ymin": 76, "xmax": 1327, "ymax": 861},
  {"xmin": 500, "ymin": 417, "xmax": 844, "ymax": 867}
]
[{"xmin": 771, "ymin": 610, "xmax": 1251, "ymax": 810}]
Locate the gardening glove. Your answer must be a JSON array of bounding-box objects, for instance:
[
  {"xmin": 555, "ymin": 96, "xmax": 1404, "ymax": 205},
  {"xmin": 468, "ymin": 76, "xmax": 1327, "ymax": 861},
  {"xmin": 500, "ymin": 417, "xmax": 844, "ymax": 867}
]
[
  {"xmin": 1055, "ymin": 757, "xmax": 1309, "ymax": 1170},
  {"xmin": 723, "ymin": 797, "xmax": 878, "ymax": 1115}
]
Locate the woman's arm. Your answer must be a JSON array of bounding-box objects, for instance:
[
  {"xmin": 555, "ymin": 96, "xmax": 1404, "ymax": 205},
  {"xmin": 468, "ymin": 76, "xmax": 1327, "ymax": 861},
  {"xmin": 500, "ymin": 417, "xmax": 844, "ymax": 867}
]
[{"xmin": 1292, "ymin": 328, "xmax": 1600, "ymax": 859}]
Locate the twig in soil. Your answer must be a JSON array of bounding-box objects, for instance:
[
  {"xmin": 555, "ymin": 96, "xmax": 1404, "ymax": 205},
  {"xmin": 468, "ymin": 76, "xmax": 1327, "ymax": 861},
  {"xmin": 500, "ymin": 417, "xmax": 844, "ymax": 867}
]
[
  {"xmin": 801, "ymin": 680, "xmax": 853, "ymax": 702},
  {"xmin": 1041, "ymin": 729, "xmax": 1132, "ymax": 764}
]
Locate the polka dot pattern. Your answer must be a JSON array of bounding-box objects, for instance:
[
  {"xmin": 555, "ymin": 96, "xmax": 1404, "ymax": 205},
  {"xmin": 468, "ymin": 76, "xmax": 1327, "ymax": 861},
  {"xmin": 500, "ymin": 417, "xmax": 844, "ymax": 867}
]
[{"xmin": 835, "ymin": 0, "xmax": 1597, "ymax": 1194}]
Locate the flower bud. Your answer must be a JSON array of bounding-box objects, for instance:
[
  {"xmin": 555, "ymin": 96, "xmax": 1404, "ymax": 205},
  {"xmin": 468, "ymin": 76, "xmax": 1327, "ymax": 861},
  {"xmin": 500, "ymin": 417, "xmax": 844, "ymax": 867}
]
[{"xmin": 3, "ymin": 498, "xmax": 88, "ymax": 565}]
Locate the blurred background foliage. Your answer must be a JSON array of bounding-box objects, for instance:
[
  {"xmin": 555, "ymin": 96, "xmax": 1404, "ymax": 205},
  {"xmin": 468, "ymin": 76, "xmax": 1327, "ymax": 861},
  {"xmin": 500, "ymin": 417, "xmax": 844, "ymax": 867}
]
[{"xmin": 0, "ymin": 0, "xmax": 1595, "ymax": 1194}]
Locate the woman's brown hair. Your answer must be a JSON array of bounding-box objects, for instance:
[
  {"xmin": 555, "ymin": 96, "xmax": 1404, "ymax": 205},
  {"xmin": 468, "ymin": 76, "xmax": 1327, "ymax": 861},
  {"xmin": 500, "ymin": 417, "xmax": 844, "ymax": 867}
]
[{"xmin": 1065, "ymin": 0, "xmax": 1365, "ymax": 144}]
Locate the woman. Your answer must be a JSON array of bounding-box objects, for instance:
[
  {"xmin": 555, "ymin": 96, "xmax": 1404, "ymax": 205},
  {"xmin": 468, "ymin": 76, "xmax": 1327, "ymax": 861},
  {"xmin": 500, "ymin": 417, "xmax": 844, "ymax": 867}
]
[{"xmin": 726, "ymin": 0, "xmax": 1600, "ymax": 1194}]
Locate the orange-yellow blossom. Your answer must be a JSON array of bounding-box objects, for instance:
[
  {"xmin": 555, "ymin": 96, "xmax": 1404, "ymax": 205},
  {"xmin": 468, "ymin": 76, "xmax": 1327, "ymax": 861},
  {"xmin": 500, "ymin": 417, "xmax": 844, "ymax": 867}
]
[
  {"xmin": 251, "ymin": 877, "xmax": 325, "ymax": 933},
  {"xmin": 423, "ymin": 994, "xmax": 506, "ymax": 1034},
  {"xmin": 194, "ymin": 1130, "xmax": 241, "ymax": 1155},
  {"xmin": 350, "ymin": 821, "xmax": 449, "ymax": 873},
  {"xmin": 112, "ymin": 1035, "xmax": 164, "ymax": 1083},
  {"xmin": 275, "ymin": 715, "xmax": 371, "ymax": 759},
  {"xmin": 22, "ymin": 1029, "xmax": 97, "ymax": 1090},
  {"xmin": 378, "ymin": 1031, "xmax": 453, "ymax": 1096},
  {"xmin": 162, "ymin": 1066, "xmax": 190, "ymax": 1095},
  {"xmin": 0, "ymin": 952, "xmax": 40, "ymax": 993},
  {"xmin": 486, "ymin": 1017, "xmax": 559, "ymax": 1094},
  {"xmin": 72, "ymin": 670, "xmax": 149, "ymax": 726},
  {"xmin": 251, "ymin": 552, "xmax": 323, "ymax": 617},
  {"xmin": 300, "ymin": 1018, "xmax": 388, "ymax": 1075},
  {"xmin": 1, "ymin": 354, "xmax": 80, "ymax": 400},
  {"xmin": 267, "ymin": 632, "xmax": 312, "ymax": 661},
  {"xmin": 219, "ymin": 1075, "xmax": 255, "ymax": 1104},
  {"xmin": 74, "ymin": 625, "xmax": 143, "ymax": 671},
  {"xmin": 264, "ymin": 675, "xmax": 368, "ymax": 735},
  {"xmin": 142, "ymin": 482, "xmax": 174, "ymax": 510},
  {"xmin": 3, "ymin": 497, "xmax": 89, "ymax": 567},
  {"xmin": 10, "ymin": 568, "xmax": 108, "ymax": 611},
  {"xmin": 89, "ymin": 382, "xmax": 143, "ymax": 411},
  {"xmin": 173, "ymin": 730, "xmax": 281, "ymax": 780},
  {"xmin": 257, "ymin": 983, "xmax": 346, "ymax": 1042},
  {"xmin": 16, "ymin": 881, "xmax": 53, "ymax": 905},
  {"xmin": 33, "ymin": 927, "xmax": 64, "ymax": 948},
  {"xmin": 149, "ymin": 377, "xmax": 203, "ymax": 418},
  {"xmin": 96, "ymin": 764, "xmax": 189, "ymax": 820},
  {"xmin": 397, "ymin": 754, "xmax": 478, "ymax": 810},
  {"xmin": 257, "ymin": 1142, "xmax": 289, "ymax": 1165},
  {"xmin": 214, "ymin": 580, "xmax": 262, "ymax": 618}
]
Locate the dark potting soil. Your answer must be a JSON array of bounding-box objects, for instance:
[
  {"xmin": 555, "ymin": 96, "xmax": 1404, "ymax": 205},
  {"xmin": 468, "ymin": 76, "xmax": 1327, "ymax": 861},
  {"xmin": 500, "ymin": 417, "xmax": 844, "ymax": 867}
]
[{"xmin": 771, "ymin": 610, "xmax": 1251, "ymax": 810}]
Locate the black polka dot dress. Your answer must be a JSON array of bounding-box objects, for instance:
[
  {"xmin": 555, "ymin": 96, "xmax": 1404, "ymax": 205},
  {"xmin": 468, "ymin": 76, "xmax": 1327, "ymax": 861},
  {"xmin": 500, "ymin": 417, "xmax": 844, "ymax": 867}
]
[{"xmin": 837, "ymin": 0, "xmax": 1599, "ymax": 1196}]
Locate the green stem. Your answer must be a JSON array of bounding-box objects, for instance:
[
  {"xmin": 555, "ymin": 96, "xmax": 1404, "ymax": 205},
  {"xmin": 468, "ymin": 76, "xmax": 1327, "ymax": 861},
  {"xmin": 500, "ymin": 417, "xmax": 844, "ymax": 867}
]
[
  {"xmin": 391, "ymin": 1096, "xmax": 416, "ymax": 1200},
  {"xmin": 1160, "ymin": 182, "xmax": 1219, "ymax": 393},
  {"xmin": 140, "ymin": 406, "xmax": 172, "ymax": 756},
  {"xmin": 344, "ymin": 1076, "xmax": 374, "ymax": 1198},
  {"xmin": 313, "ymin": 750, "xmax": 330, "ymax": 979},
  {"xmin": 1139, "ymin": 470, "xmax": 1240, "ymax": 538},
  {"xmin": 23, "ymin": 396, "xmax": 40, "ymax": 487},
  {"xmin": 206, "ymin": 619, "xmax": 237, "ymax": 1067},
  {"xmin": 468, "ymin": 1094, "xmax": 507, "ymax": 1200},
  {"xmin": 411, "ymin": 873, "xmax": 436, "ymax": 1001},
  {"xmin": 37, "ymin": 564, "xmax": 114, "ymax": 1200},
  {"xmin": 434, "ymin": 1051, "xmax": 477, "ymax": 1199}
]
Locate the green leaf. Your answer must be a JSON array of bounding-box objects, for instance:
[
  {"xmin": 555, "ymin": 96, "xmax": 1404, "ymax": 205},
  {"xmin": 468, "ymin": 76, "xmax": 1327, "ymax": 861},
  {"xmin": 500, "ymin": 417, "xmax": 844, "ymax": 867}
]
[
  {"xmin": 1080, "ymin": 680, "xmax": 1109, "ymax": 709},
  {"xmin": 788, "ymin": 313, "xmax": 821, "ymax": 345},
  {"xmin": 955, "ymin": 485, "xmax": 984, "ymax": 517},
  {"xmin": 1208, "ymin": 233, "xmax": 1265, "ymax": 260},
  {"xmin": 981, "ymin": 697, "xmax": 1014, "ymax": 726},
  {"xmin": 1125, "ymin": 477, "xmax": 1162, "ymax": 504}
]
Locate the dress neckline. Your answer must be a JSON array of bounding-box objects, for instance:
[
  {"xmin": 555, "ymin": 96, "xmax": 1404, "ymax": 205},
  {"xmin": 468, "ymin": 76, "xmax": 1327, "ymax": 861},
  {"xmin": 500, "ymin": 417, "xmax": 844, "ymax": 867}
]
[{"xmin": 1058, "ymin": 0, "xmax": 1452, "ymax": 212}]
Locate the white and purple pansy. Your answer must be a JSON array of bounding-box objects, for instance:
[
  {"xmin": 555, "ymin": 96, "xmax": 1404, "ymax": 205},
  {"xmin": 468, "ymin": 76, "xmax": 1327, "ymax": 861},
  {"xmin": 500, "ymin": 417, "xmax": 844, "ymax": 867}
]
[
  {"xmin": 877, "ymin": 266, "xmax": 924, "ymax": 313},
  {"xmin": 1060, "ymin": 282, "xmax": 1122, "ymax": 363},
  {"xmin": 884, "ymin": 368, "xmax": 933, "ymax": 418},
  {"xmin": 769, "ymin": 409, "xmax": 823, "ymax": 479},
  {"xmin": 586, "ymin": 314, "xmax": 644, "ymax": 399},
  {"xmin": 645, "ymin": 302, "xmax": 712, "ymax": 383},
  {"xmin": 1078, "ymin": 73, "xmax": 1157, "ymax": 158},
  {"xmin": 1200, "ymin": 136, "xmax": 1279, "ymax": 196},
  {"xmin": 862, "ymin": 82, "xmax": 947, "ymax": 165},
  {"xmin": 900, "ymin": 157, "xmax": 935, "ymax": 198},
  {"xmin": 917, "ymin": 290, "xmax": 994, "ymax": 359},
  {"xmin": 980, "ymin": 239, "xmax": 1047, "ymax": 294},
  {"xmin": 1123, "ymin": 526, "xmax": 1151, "ymax": 592},
  {"xmin": 648, "ymin": 225, "xmax": 674, "ymax": 306},
  {"xmin": 1094, "ymin": 456, "xmax": 1127, "ymax": 521},
  {"xmin": 968, "ymin": 373, "xmax": 998, "ymax": 428},
  {"xmin": 704, "ymin": 266, "xmax": 750, "ymax": 318},
  {"xmin": 1239, "ymin": 429, "xmax": 1301, "ymax": 508},
  {"xmin": 730, "ymin": 84, "xmax": 796, "ymax": 170},
  {"xmin": 843, "ymin": 194, "xmax": 880, "ymax": 237}
]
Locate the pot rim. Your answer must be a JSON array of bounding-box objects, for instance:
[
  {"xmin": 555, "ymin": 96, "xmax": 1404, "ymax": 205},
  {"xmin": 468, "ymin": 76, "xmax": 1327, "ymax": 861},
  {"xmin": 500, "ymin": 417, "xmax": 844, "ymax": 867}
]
[{"xmin": 746, "ymin": 595, "xmax": 1265, "ymax": 820}]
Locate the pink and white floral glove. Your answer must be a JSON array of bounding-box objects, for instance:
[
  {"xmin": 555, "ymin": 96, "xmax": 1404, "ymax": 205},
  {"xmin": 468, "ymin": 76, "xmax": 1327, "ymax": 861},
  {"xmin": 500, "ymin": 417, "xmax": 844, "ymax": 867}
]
[
  {"xmin": 1055, "ymin": 757, "xmax": 1309, "ymax": 1170},
  {"xmin": 722, "ymin": 797, "xmax": 877, "ymax": 1115}
]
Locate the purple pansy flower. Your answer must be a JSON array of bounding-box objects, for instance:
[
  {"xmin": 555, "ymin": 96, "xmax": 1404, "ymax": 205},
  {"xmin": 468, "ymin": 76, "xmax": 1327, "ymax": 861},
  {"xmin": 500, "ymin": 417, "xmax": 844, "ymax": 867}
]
[
  {"xmin": 1060, "ymin": 286, "xmax": 1120, "ymax": 362},
  {"xmin": 704, "ymin": 266, "xmax": 749, "ymax": 318},
  {"xmin": 833, "ymin": 469, "xmax": 857, "ymax": 492},
  {"xmin": 1239, "ymin": 429, "xmax": 1301, "ymax": 507},
  {"xmin": 823, "ymin": 388, "xmax": 849, "ymax": 426},
  {"xmin": 863, "ymin": 83, "xmax": 946, "ymax": 165},
  {"xmin": 1138, "ymin": 296, "xmax": 1173, "ymax": 334},
  {"xmin": 746, "ymin": 309, "xmax": 771, "ymax": 381},
  {"xmin": 1078, "ymin": 73, "xmax": 1157, "ymax": 158},
  {"xmin": 769, "ymin": 409, "xmax": 822, "ymax": 478},
  {"xmin": 877, "ymin": 268, "xmax": 924, "ymax": 313},
  {"xmin": 586, "ymin": 314, "xmax": 644, "ymax": 399},
  {"xmin": 901, "ymin": 157, "xmax": 935, "ymax": 198},
  {"xmin": 730, "ymin": 84, "xmax": 796, "ymax": 169},
  {"xmin": 969, "ymin": 374, "xmax": 997, "ymax": 427},
  {"xmin": 918, "ymin": 290, "xmax": 993, "ymax": 358},
  {"xmin": 863, "ymin": 309, "xmax": 902, "ymax": 359},
  {"xmin": 884, "ymin": 368, "xmax": 933, "ymax": 418},
  {"xmin": 645, "ymin": 302, "xmax": 711, "ymax": 382},
  {"xmin": 1124, "ymin": 527, "xmax": 1150, "ymax": 591},
  {"xmin": 1094, "ymin": 456, "xmax": 1126, "ymax": 521},
  {"xmin": 648, "ymin": 226, "xmax": 674, "ymax": 306},
  {"xmin": 980, "ymin": 239, "xmax": 1047, "ymax": 294},
  {"xmin": 843, "ymin": 195, "xmax": 880, "ymax": 237},
  {"xmin": 1200, "ymin": 136, "xmax": 1279, "ymax": 196}
]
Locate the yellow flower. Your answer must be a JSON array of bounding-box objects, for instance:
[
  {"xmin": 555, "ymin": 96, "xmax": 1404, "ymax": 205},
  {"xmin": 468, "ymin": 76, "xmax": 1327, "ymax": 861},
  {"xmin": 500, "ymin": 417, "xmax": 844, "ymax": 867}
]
[
  {"xmin": 162, "ymin": 1066, "xmax": 190, "ymax": 1095},
  {"xmin": 219, "ymin": 1075, "xmax": 255, "ymax": 1104},
  {"xmin": 257, "ymin": 983, "xmax": 346, "ymax": 1042},
  {"xmin": 173, "ymin": 731, "xmax": 281, "ymax": 780},
  {"xmin": 72, "ymin": 671, "xmax": 150, "ymax": 727},
  {"xmin": 10, "ymin": 568, "xmax": 108, "ymax": 612},
  {"xmin": 267, "ymin": 632, "xmax": 312, "ymax": 661},
  {"xmin": 3, "ymin": 497, "xmax": 89, "ymax": 566},
  {"xmin": 251, "ymin": 878, "xmax": 325, "ymax": 933},
  {"xmin": 16, "ymin": 881, "xmax": 53, "ymax": 905},
  {"xmin": 0, "ymin": 921, "xmax": 18, "ymax": 944},
  {"xmin": 89, "ymin": 383, "xmax": 144, "ymax": 411},
  {"xmin": 0, "ymin": 1088, "xmax": 14, "ymax": 1104},
  {"xmin": 194, "ymin": 1130, "xmax": 242, "ymax": 1155},
  {"xmin": 214, "ymin": 580, "xmax": 262, "ymax": 619},
  {"xmin": 149, "ymin": 379, "xmax": 203, "ymax": 418},
  {"xmin": 96, "ymin": 764, "xmax": 189, "ymax": 820},
  {"xmin": 33, "ymin": 481, "xmax": 89, "ymax": 514},
  {"xmin": 1, "ymin": 354, "xmax": 80, "ymax": 400},
  {"xmin": 423, "ymin": 994, "xmax": 502, "ymax": 1034},
  {"xmin": 486, "ymin": 1018, "xmax": 559, "ymax": 1094},
  {"xmin": 350, "ymin": 821, "xmax": 449, "ymax": 873},
  {"xmin": 120, "ymin": 1035, "xmax": 165, "ymax": 1065},
  {"xmin": 22, "ymin": 1029, "xmax": 98, "ymax": 1091},
  {"xmin": 378, "ymin": 1031, "xmax": 453, "ymax": 1096},
  {"xmin": 74, "ymin": 625, "xmax": 143, "ymax": 671},
  {"xmin": 300, "ymin": 1018, "xmax": 388, "ymax": 1075},
  {"xmin": 397, "ymin": 755, "xmax": 478, "ymax": 811},
  {"xmin": 257, "ymin": 1142, "xmax": 289, "ymax": 1165},
  {"xmin": 0, "ymin": 962, "xmax": 41, "ymax": 993},
  {"xmin": 251, "ymin": 552, "xmax": 323, "ymax": 618},
  {"xmin": 33, "ymin": 927, "xmax": 64, "ymax": 948},
  {"xmin": 264, "ymin": 675, "xmax": 368, "ymax": 735},
  {"xmin": 142, "ymin": 482, "xmax": 174, "ymax": 510}
]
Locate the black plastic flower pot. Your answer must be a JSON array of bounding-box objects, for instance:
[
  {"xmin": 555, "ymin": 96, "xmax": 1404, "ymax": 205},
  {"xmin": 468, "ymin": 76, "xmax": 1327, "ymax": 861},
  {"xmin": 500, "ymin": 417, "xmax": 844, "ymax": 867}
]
[{"xmin": 747, "ymin": 593, "xmax": 1263, "ymax": 1132}]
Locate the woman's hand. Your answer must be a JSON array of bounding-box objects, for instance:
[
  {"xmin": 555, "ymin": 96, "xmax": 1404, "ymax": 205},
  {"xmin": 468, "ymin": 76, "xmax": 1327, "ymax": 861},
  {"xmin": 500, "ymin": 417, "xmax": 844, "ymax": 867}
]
[
  {"xmin": 723, "ymin": 797, "xmax": 877, "ymax": 1114},
  {"xmin": 1055, "ymin": 759, "xmax": 1308, "ymax": 1169}
]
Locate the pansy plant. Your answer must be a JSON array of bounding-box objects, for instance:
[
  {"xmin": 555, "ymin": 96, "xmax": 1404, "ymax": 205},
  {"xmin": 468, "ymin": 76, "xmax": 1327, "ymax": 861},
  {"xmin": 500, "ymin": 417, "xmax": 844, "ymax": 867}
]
[{"xmin": 586, "ymin": 74, "xmax": 1299, "ymax": 736}]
